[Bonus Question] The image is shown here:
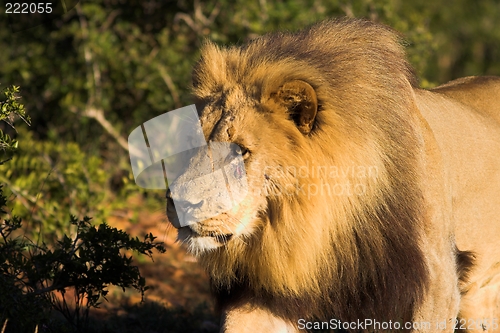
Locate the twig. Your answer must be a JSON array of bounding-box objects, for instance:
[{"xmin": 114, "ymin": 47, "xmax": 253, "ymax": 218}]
[
  {"xmin": 341, "ymin": 3, "xmax": 355, "ymax": 18},
  {"xmin": 156, "ymin": 64, "xmax": 182, "ymax": 109},
  {"xmin": 1, "ymin": 318, "xmax": 7, "ymax": 333},
  {"xmin": 74, "ymin": 4, "xmax": 142, "ymax": 155},
  {"xmin": 99, "ymin": 9, "xmax": 121, "ymax": 33},
  {"xmin": 174, "ymin": 12, "xmax": 200, "ymax": 34},
  {"xmin": 69, "ymin": 106, "xmax": 130, "ymax": 153},
  {"xmin": 76, "ymin": 4, "xmax": 96, "ymax": 107},
  {"xmin": 174, "ymin": 0, "xmax": 220, "ymax": 37}
]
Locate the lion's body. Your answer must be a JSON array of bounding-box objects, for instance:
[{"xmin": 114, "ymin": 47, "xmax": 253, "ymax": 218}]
[
  {"xmin": 417, "ymin": 82, "xmax": 500, "ymax": 328},
  {"xmin": 166, "ymin": 18, "xmax": 500, "ymax": 332}
]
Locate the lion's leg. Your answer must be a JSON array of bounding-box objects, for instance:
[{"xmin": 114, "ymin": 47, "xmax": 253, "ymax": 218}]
[
  {"xmin": 220, "ymin": 303, "xmax": 299, "ymax": 333},
  {"xmin": 412, "ymin": 247, "xmax": 462, "ymax": 333},
  {"xmin": 457, "ymin": 274, "xmax": 500, "ymax": 332}
]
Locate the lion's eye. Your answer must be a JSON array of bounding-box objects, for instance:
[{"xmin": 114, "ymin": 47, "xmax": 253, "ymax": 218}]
[
  {"xmin": 229, "ymin": 144, "xmax": 249, "ymax": 160},
  {"xmin": 239, "ymin": 146, "xmax": 250, "ymax": 159}
]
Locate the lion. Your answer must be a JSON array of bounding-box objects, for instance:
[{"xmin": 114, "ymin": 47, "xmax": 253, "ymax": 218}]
[{"xmin": 166, "ymin": 18, "xmax": 500, "ymax": 332}]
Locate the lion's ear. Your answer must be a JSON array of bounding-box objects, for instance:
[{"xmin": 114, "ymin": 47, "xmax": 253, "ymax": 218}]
[{"xmin": 272, "ymin": 80, "xmax": 318, "ymax": 135}]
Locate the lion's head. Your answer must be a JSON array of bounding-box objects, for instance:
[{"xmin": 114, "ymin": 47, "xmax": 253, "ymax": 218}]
[{"xmin": 166, "ymin": 18, "xmax": 429, "ymax": 324}]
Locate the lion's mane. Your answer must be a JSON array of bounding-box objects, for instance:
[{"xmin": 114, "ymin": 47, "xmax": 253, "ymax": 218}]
[{"xmin": 191, "ymin": 18, "xmax": 433, "ymax": 325}]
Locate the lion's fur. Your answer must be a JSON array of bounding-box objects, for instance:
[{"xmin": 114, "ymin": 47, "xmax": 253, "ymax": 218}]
[
  {"xmin": 167, "ymin": 17, "xmax": 500, "ymax": 332},
  {"xmin": 191, "ymin": 18, "xmax": 429, "ymax": 324}
]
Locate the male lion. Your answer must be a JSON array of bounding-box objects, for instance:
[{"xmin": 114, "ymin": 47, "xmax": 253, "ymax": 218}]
[{"xmin": 166, "ymin": 18, "xmax": 500, "ymax": 332}]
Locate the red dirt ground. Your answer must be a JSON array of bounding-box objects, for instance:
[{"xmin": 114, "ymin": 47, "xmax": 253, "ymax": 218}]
[{"xmin": 102, "ymin": 194, "xmax": 213, "ymax": 312}]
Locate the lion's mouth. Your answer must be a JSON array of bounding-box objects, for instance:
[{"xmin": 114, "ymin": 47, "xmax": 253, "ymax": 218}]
[
  {"xmin": 179, "ymin": 226, "xmax": 233, "ymax": 244},
  {"xmin": 208, "ymin": 232, "xmax": 233, "ymax": 243},
  {"xmin": 194, "ymin": 230, "xmax": 233, "ymax": 243},
  {"xmin": 176, "ymin": 226, "xmax": 235, "ymax": 253}
]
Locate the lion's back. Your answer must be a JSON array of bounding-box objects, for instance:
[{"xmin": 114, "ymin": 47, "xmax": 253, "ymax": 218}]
[{"xmin": 431, "ymin": 76, "xmax": 500, "ymax": 124}]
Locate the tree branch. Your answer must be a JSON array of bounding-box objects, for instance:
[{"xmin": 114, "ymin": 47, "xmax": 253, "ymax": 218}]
[
  {"xmin": 156, "ymin": 64, "xmax": 182, "ymax": 109},
  {"xmin": 69, "ymin": 106, "xmax": 133, "ymax": 154}
]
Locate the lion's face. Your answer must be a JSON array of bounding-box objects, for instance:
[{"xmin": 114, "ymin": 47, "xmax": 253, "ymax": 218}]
[{"xmin": 166, "ymin": 80, "xmax": 319, "ymax": 254}]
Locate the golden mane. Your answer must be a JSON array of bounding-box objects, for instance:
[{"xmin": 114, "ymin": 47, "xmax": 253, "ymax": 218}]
[{"xmin": 192, "ymin": 18, "xmax": 428, "ymax": 324}]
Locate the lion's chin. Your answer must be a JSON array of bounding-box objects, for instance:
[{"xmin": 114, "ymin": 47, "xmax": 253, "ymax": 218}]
[{"xmin": 177, "ymin": 226, "xmax": 233, "ymax": 254}]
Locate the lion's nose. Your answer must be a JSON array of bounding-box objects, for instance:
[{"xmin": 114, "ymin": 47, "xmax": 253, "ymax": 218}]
[
  {"xmin": 175, "ymin": 199, "xmax": 204, "ymax": 213},
  {"xmin": 166, "ymin": 188, "xmax": 204, "ymax": 212}
]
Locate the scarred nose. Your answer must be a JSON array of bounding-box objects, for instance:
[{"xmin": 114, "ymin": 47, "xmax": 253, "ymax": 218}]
[{"xmin": 175, "ymin": 199, "xmax": 204, "ymax": 213}]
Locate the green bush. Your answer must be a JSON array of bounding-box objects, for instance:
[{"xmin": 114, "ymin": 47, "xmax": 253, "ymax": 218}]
[
  {"xmin": 0, "ymin": 127, "xmax": 110, "ymax": 241},
  {"xmin": 0, "ymin": 206, "xmax": 165, "ymax": 332},
  {"xmin": 0, "ymin": 85, "xmax": 166, "ymax": 332},
  {"xmin": 0, "ymin": 85, "xmax": 30, "ymax": 164}
]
